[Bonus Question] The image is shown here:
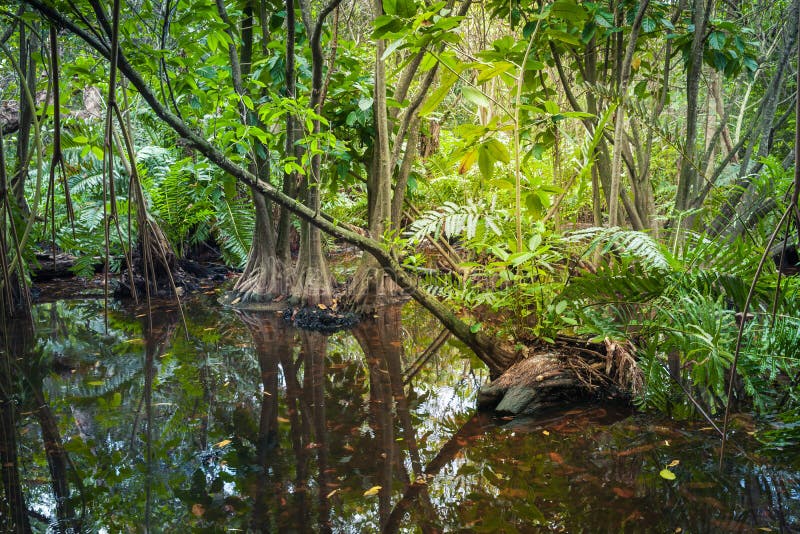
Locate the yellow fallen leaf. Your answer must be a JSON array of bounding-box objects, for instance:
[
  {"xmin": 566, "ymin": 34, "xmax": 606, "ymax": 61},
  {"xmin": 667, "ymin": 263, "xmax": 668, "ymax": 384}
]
[
  {"xmin": 542, "ymin": 430, "xmax": 550, "ymax": 436},
  {"xmin": 326, "ymin": 489, "xmax": 339, "ymax": 499},
  {"xmin": 659, "ymin": 468, "xmax": 676, "ymax": 480},
  {"xmin": 318, "ymin": 303, "xmax": 328, "ymax": 309},
  {"xmin": 363, "ymin": 486, "xmax": 382, "ymax": 496},
  {"xmin": 667, "ymin": 459, "xmax": 680, "ymax": 468},
  {"xmin": 215, "ymin": 439, "xmax": 232, "ymax": 448},
  {"xmin": 277, "ymin": 416, "xmax": 290, "ymax": 423}
]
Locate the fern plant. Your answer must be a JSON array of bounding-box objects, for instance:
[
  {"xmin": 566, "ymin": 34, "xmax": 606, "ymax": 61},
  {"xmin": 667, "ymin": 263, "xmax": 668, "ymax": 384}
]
[{"xmin": 564, "ymin": 225, "xmax": 796, "ymax": 421}]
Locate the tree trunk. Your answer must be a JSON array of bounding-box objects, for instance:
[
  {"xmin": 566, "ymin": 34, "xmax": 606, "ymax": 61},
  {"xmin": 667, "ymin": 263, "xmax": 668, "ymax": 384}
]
[
  {"xmin": 675, "ymin": 0, "xmax": 711, "ymax": 220},
  {"xmin": 227, "ymin": 187, "xmax": 290, "ymax": 305}
]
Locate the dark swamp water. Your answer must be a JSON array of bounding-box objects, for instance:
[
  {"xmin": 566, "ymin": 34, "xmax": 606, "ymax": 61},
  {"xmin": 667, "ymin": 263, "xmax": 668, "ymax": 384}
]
[{"xmin": 1, "ymin": 295, "xmax": 799, "ymax": 533}]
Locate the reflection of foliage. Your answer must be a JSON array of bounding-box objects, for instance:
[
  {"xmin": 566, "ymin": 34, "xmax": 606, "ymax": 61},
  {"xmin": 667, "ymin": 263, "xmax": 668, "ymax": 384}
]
[{"xmin": 11, "ymin": 299, "xmax": 799, "ymax": 531}]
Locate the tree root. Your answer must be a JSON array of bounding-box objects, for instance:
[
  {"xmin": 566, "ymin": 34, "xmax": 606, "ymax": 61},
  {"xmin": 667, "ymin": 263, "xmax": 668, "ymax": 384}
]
[{"xmin": 477, "ymin": 338, "xmax": 643, "ymax": 416}]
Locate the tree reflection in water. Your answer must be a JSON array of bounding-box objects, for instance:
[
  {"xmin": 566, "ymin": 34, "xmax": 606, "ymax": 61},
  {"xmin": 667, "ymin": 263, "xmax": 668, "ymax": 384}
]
[{"xmin": 2, "ymin": 298, "xmax": 798, "ymax": 532}]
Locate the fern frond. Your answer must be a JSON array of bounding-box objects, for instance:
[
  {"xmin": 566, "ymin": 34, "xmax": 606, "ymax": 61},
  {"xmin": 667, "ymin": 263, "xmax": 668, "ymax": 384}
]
[
  {"xmin": 405, "ymin": 199, "xmax": 503, "ymax": 244},
  {"xmin": 568, "ymin": 226, "xmax": 671, "ymax": 272}
]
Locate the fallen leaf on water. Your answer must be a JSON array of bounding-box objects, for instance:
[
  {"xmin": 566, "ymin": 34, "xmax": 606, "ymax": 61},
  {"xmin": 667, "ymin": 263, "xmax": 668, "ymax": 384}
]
[
  {"xmin": 667, "ymin": 459, "xmax": 680, "ymax": 468},
  {"xmin": 214, "ymin": 439, "xmax": 232, "ymax": 448},
  {"xmin": 277, "ymin": 416, "xmax": 290, "ymax": 423},
  {"xmin": 318, "ymin": 303, "xmax": 327, "ymax": 309},
  {"xmin": 542, "ymin": 430, "xmax": 550, "ymax": 436},
  {"xmin": 613, "ymin": 487, "xmax": 635, "ymax": 498},
  {"xmin": 548, "ymin": 452, "xmax": 564, "ymax": 464},
  {"xmin": 191, "ymin": 503, "xmax": 205, "ymax": 517},
  {"xmin": 363, "ymin": 486, "xmax": 382, "ymax": 496},
  {"xmin": 326, "ymin": 489, "xmax": 339, "ymax": 499},
  {"xmin": 659, "ymin": 468, "xmax": 676, "ymax": 480}
]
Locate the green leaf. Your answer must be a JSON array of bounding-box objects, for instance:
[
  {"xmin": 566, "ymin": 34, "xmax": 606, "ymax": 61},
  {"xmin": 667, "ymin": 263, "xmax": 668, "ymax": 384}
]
[
  {"xmin": 358, "ymin": 97, "xmax": 374, "ymax": 111},
  {"xmin": 470, "ymin": 322, "xmax": 482, "ymax": 333},
  {"xmin": 419, "ymin": 71, "xmax": 457, "ymax": 116},
  {"xmin": 659, "ymin": 468, "xmax": 676, "ymax": 480},
  {"xmin": 383, "ymin": 0, "xmax": 397, "ymax": 15},
  {"xmin": 708, "ymin": 31, "xmax": 726, "ymax": 50},
  {"xmin": 485, "ymin": 138, "xmax": 510, "ymax": 163},
  {"xmin": 462, "ymin": 86, "xmax": 491, "ymax": 108},
  {"xmin": 476, "ymin": 61, "xmax": 514, "ymax": 83},
  {"xmin": 382, "ymin": 37, "xmax": 406, "ymax": 59},
  {"xmin": 551, "ymin": 0, "xmax": 587, "ymax": 23},
  {"xmin": 543, "ymin": 100, "xmax": 560, "ymax": 115},
  {"xmin": 478, "ymin": 145, "xmax": 494, "ymax": 180}
]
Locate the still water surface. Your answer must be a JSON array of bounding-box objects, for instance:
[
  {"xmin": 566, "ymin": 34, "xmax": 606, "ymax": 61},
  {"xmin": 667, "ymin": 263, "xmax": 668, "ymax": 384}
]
[{"xmin": 1, "ymin": 295, "xmax": 798, "ymax": 532}]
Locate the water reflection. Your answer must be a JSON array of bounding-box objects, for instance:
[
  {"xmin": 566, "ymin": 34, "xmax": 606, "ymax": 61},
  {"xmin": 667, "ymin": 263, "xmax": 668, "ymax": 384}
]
[{"xmin": 0, "ymin": 298, "xmax": 798, "ymax": 532}]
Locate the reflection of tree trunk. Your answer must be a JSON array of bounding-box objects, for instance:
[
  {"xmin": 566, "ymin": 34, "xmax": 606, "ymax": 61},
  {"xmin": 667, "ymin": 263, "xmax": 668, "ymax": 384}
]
[
  {"xmin": 238, "ymin": 311, "xmax": 288, "ymax": 531},
  {"xmin": 11, "ymin": 314, "xmax": 78, "ymax": 530},
  {"xmin": 141, "ymin": 309, "xmax": 179, "ymax": 534},
  {"xmin": 384, "ymin": 414, "xmax": 492, "ymax": 533},
  {"xmin": 302, "ymin": 330, "xmax": 332, "ymax": 533},
  {"xmin": 280, "ymin": 331, "xmax": 312, "ymax": 530},
  {"xmin": 354, "ymin": 305, "xmax": 440, "ymax": 532},
  {"xmin": 363, "ymin": 328, "xmax": 394, "ymax": 529},
  {"xmin": 0, "ymin": 322, "xmax": 32, "ymax": 534},
  {"xmin": 32, "ymin": 390, "xmax": 75, "ymax": 529}
]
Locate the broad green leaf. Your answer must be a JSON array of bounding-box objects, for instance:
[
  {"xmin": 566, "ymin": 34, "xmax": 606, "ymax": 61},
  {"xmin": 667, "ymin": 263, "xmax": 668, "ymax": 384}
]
[
  {"xmin": 551, "ymin": 0, "xmax": 587, "ymax": 22},
  {"xmin": 419, "ymin": 71, "xmax": 457, "ymax": 116},
  {"xmin": 478, "ymin": 145, "xmax": 494, "ymax": 180},
  {"xmin": 358, "ymin": 97, "xmax": 374, "ymax": 111},
  {"xmin": 476, "ymin": 61, "xmax": 514, "ymax": 83},
  {"xmin": 382, "ymin": 38, "xmax": 406, "ymax": 59},
  {"xmin": 462, "ymin": 86, "xmax": 491, "ymax": 108},
  {"xmin": 485, "ymin": 138, "xmax": 510, "ymax": 163},
  {"xmin": 659, "ymin": 468, "xmax": 676, "ymax": 480},
  {"xmin": 543, "ymin": 100, "xmax": 560, "ymax": 115},
  {"xmin": 709, "ymin": 31, "xmax": 726, "ymax": 50}
]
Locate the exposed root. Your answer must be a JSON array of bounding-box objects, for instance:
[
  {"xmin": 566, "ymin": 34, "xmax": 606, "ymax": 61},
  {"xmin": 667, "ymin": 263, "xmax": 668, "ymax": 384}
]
[
  {"xmin": 345, "ymin": 257, "xmax": 404, "ymax": 312},
  {"xmin": 224, "ymin": 256, "xmax": 292, "ymax": 308},
  {"xmin": 477, "ymin": 338, "xmax": 643, "ymax": 415}
]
